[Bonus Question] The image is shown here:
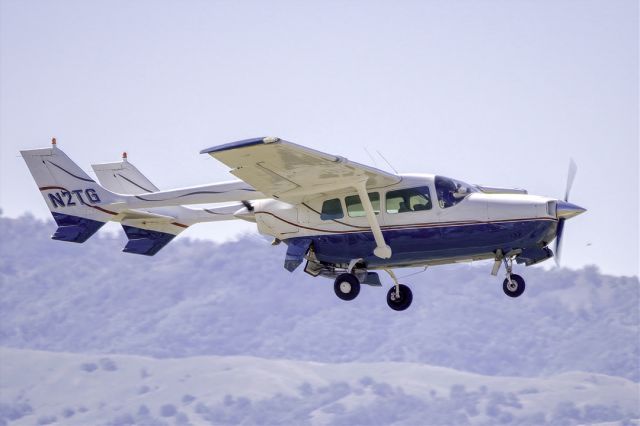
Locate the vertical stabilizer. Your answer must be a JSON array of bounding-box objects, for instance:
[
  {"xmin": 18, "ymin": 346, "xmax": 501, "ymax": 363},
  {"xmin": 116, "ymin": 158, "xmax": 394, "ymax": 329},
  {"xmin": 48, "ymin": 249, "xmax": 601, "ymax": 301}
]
[
  {"xmin": 92, "ymin": 153, "xmax": 160, "ymax": 195},
  {"xmin": 20, "ymin": 139, "xmax": 120, "ymax": 242}
]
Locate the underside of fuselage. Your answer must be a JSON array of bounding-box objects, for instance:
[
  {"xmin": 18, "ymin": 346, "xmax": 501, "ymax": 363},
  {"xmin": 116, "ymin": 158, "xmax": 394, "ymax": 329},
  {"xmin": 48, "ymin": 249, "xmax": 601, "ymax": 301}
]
[{"xmin": 285, "ymin": 217, "xmax": 558, "ymax": 271}]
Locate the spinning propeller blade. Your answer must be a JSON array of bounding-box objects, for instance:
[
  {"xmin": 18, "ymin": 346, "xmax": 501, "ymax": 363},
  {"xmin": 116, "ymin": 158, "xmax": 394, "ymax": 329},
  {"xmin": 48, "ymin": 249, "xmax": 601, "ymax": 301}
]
[
  {"xmin": 564, "ymin": 158, "xmax": 577, "ymax": 202},
  {"xmin": 554, "ymin": 218, "xmax": 566, "ymax": 266}
]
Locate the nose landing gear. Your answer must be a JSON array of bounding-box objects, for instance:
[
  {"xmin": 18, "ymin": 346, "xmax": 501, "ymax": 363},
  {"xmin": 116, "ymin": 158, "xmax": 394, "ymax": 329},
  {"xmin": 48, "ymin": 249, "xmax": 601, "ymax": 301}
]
[{"xmin": 497, "ymin": 253, "xmax": 526, "ymax": 298}]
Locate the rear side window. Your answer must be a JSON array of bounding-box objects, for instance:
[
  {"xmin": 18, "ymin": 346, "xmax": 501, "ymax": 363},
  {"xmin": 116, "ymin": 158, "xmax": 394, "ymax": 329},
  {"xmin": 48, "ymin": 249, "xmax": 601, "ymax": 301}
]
[
  {"xmin": 321, "ymin": 198, "xmax": 344, "ymax": 220},
  {"xmin": 386, "ymin": 186, "xmax": 432, "ymax": 214},
  {"xmin": 345, "ymin": 192, "xmax": 380, "ymax": 217}
]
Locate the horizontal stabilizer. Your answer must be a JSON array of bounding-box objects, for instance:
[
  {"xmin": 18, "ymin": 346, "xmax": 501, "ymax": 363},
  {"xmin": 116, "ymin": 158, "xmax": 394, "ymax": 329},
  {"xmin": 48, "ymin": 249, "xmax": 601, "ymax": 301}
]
[
  {"xmin": 51, "ymin": 212, "xmax": 106, "ymax": 243},
  {"xmin": 122, "ymin": 225, "xmax": 177, "ymax": 256}
]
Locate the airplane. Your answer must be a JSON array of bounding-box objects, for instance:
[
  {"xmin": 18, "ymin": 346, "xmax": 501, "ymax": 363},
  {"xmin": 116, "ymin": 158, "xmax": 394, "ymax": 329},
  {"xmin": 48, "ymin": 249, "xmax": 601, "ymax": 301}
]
[{"xmin": 21, "ymin": 137, "xmax": 586, "ymax": 311}]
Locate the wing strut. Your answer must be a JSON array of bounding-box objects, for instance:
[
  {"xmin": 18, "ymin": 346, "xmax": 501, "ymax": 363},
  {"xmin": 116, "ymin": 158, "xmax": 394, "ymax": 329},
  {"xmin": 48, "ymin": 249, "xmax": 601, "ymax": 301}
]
[{"xmin": 354, "ymin": 180, "xmax": 392, "ymax": 259}]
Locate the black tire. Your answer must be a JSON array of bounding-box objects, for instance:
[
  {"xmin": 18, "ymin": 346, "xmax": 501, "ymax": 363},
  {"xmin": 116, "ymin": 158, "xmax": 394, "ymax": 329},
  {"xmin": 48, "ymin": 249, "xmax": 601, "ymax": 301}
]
[
  {"xmin": 386, "ymin": 284, "xmax": 413, "ymax": 311},
  {"xmin": 334, "ymin": 273, "xmax": 360, "ymax": 301},
  {"xmin": 503, "ymin": 274, "xmax": 526, "ymax": 298}
]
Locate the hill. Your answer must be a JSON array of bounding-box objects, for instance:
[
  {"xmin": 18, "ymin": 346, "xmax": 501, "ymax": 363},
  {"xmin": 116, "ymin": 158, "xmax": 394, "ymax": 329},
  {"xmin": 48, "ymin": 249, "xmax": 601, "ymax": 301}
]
[
  {"xmin": 0, "ymin": 213, "xmax": 638, "ymax": 383},
  {"xmin": 1, "ymin": 348, "xmax": 638, "ymax": 426}
]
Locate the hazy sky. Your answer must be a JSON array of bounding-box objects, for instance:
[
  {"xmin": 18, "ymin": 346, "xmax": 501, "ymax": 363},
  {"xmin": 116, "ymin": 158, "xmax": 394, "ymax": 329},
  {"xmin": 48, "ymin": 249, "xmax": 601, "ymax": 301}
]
[{"xmin": 1, "ymin": 0, "xmax": 637, "ymax": 276}]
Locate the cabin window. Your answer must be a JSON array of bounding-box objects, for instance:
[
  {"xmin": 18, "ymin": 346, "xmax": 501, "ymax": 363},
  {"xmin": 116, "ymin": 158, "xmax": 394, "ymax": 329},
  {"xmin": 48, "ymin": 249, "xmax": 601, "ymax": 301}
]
[
  {"xmin": 385, "ymin": 186, "xmax": 432, "ymax": 214},
  {"xmin": 320, "ymin": 198, "xmax": 344, "ymax": 220},
  {"xmin": 435, "ymin": 176, "xmax": 477, "ymax": 208},
  {"xmin": 345, "ymin": 192, "xmax": 380, "ymax": 217}
]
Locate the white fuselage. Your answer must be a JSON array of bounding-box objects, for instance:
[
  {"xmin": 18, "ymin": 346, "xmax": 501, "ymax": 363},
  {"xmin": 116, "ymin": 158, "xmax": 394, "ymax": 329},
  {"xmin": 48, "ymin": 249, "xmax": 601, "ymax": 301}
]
[
  {"xmin": 239, "ymin": 174, "xmax": 558, "ymax": 269},
  {"xmin": 248, "ymin": 174, "xmax": 555, "ymax": 240}
]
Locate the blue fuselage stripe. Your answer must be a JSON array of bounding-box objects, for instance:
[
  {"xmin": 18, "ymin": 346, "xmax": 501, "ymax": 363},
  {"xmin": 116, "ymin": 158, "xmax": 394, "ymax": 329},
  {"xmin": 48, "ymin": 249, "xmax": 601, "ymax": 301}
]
[{"xmin": 286, "ymin": 219, "xmax": 557, "ymax": 267}]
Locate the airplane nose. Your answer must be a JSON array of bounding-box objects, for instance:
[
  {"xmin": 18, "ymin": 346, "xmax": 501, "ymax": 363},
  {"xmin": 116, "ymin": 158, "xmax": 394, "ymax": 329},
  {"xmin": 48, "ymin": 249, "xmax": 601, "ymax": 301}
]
[{"xmin": 556, "ymin": 200, "xmax": 586, "ymax": 219}]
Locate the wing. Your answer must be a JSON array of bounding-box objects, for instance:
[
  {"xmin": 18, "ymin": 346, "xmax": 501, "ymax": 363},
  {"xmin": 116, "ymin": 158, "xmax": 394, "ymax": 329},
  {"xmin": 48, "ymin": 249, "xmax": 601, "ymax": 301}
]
[{"xmin": 200, "ymin": 137, "xmax": 401, "ymax": 203}]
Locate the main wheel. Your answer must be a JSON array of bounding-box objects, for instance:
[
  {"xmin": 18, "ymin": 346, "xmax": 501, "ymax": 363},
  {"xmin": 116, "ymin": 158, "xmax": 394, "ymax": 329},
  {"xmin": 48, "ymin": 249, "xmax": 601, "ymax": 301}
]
[
  {"xmin": 386, "ymin": 284, "xmax": 413, "ymax": 311},
  {"xmin": 503, "ymin": 274, "xmax": 526, "ymax": 298},
  {"xmin": 334, "ymin": 273, "xmax": 360, "ymax": 301}
]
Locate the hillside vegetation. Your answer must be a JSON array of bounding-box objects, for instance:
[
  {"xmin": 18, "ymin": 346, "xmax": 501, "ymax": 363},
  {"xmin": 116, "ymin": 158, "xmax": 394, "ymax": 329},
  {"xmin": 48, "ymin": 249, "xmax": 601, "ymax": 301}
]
[
  {"xmin": 0, "ymin": 214, "xmax": 638, "ymax": 383},
  {"xmin": 1, "ymin": 348, "xmax": 638, "ymax": 426}
]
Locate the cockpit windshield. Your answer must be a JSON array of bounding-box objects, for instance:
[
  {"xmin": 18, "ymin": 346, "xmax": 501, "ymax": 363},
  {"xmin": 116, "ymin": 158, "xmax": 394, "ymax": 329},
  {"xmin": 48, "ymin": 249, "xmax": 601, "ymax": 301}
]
[{"xmin": 435, "ymin": 176, "xmax": 477, "ymax": 208}]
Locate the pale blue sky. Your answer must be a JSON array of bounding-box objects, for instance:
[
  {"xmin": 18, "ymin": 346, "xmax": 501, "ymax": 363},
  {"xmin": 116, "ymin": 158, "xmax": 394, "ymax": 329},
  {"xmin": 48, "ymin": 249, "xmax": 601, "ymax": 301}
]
[{"xmin": 1, "ymin": 0, "xmax": 637, "ymax": 275}]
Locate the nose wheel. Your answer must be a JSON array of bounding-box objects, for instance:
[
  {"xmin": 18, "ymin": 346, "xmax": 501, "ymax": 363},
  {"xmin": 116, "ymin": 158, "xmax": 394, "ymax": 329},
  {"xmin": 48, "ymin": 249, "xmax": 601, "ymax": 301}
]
[{"xmin": 503, "ymin": 274, "xmax": 525, "ymax": 297}]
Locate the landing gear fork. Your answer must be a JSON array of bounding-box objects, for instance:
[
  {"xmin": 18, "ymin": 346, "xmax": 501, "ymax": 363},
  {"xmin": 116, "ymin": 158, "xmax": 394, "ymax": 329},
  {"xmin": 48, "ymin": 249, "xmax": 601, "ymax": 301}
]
[{"xmin": 503, "ymin": 256, "xmax": 514, "ymax": 287}]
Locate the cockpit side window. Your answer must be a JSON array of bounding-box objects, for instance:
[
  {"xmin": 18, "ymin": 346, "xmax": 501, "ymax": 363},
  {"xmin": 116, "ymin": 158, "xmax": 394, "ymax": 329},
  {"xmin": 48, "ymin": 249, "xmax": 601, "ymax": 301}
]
[
  {"xmin": 345, "ymin": 192, "xmax": 380, "ymax": 217},
  {"xmin": 435, "ymin": 176, "xmax": 477, "ymax": 208},
  {"xmin": 385, "ymin": 186, "xmax": 432, "ymax": 214},
  {"xmin": 321, "ymin": 198, "xmax": 344, "ymax": 220}
]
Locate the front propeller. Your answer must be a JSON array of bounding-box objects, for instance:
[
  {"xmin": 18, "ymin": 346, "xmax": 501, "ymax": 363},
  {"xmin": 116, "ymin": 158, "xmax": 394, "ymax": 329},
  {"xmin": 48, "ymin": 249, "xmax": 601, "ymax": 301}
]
[{"xmin": 554, "ymin": 159, "xmax": 586, "ymax": 265}]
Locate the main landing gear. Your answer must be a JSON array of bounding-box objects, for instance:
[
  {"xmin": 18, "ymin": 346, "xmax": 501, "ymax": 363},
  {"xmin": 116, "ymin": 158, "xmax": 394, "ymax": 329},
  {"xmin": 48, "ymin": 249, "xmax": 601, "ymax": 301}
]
[
  {"xmin": 333, "ymin": 273, "xmax": 360, "ymax": 301},
  {"xmin": 384, "ymin": 269, "xmax": 413, "ymax": 311},
  {"xmin": 332, "ymin": 268, "xmax": 413, "ymax": 311},
  {"xmin": 386, "ymin": 284, "xmax": 413, "ymax": 311},
  {"xmin": 493, "ymin": 251, "xmax": 526, "ymax": 298}
]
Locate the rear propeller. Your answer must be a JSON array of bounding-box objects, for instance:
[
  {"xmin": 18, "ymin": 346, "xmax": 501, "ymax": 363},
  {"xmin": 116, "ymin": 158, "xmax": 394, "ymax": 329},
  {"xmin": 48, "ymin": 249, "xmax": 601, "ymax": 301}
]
[
  {"xmin": 555, "ymin": 159, "xmax": 578, "ymax": 265},
  {"xmin": 241, "ymin": 200, "xmax": 254, "ymax": 212}
]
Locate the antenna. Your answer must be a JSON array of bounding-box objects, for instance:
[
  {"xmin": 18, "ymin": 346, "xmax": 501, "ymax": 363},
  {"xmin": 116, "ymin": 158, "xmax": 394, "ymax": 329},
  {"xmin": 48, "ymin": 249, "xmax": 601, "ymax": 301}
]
[
  {"xmin": 364, "ymin": 147, "xmax": 378, "ymax": 167},
  {"xmin": 376, "ymin": 150, "xmax": 398, "ymax": 174}
]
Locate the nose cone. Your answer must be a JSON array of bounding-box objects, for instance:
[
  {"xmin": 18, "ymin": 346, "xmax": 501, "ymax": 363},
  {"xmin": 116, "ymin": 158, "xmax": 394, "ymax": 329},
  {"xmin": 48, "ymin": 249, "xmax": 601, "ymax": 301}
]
[{"xmin": 556, "ymin": 200, "xmax": 586, "ymax": 219}]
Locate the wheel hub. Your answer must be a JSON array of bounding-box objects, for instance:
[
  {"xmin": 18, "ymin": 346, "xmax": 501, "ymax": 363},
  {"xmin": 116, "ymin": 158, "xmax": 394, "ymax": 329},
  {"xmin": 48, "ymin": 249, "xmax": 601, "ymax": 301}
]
[
  {"xmin": 507, "ymin": 280, "xmax": 518, "ymax": 292},
  {"xmin": 339, "ymin": 282, "xmax": 352, "ymax": 293}
]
